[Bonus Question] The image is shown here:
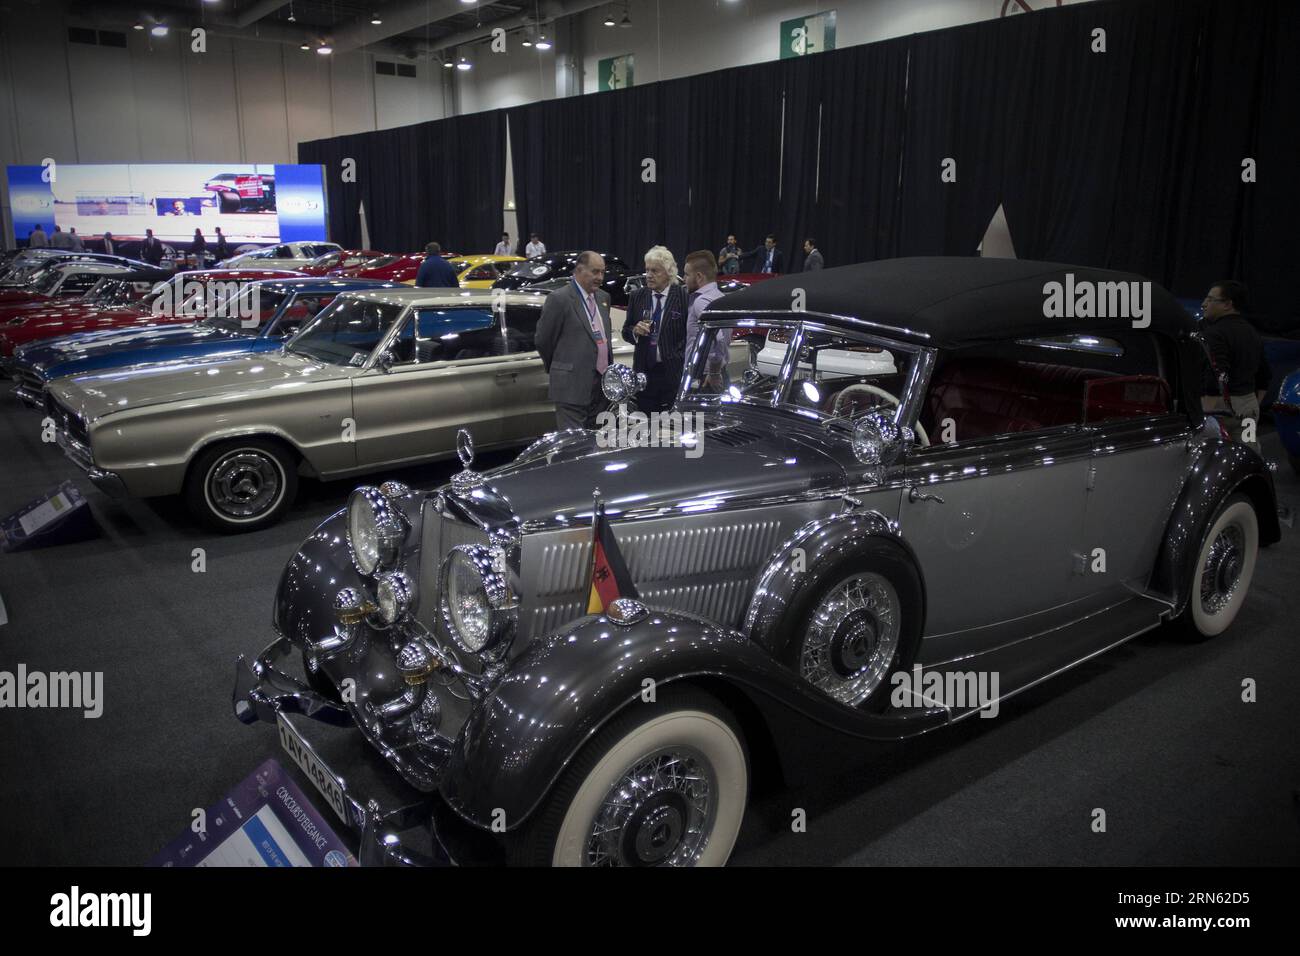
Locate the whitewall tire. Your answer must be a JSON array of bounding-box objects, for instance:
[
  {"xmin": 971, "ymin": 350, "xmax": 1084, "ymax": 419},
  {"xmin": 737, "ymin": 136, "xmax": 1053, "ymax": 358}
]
[{"xmin": 1187, "ymin": 494, "xmax": 1259, "ymax": 638}]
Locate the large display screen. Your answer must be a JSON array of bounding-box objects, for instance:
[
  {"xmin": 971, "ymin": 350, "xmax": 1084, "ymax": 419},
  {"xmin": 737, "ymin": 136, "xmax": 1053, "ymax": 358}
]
[{"xmin": 7, "ymin": 163, "xmax": 328, "ymax": 245}]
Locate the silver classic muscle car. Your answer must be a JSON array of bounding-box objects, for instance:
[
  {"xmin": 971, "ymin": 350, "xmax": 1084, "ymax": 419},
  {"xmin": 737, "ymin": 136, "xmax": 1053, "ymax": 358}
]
[
  {"xmin": 45, "ymin": 287, "xmax": 629, "ymax": 531},
  {"xmin": 233, "ymin": 258, "xmax": 1278, "ymax": 866}
]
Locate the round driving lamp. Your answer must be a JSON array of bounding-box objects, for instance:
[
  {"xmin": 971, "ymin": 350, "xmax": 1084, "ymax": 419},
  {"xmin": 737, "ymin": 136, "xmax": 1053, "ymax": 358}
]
[
  {"xmin": 334, "ymin": 586, "xmax": 370, "ymax": 625},
  {"xmin": 851, "ymin": 418, "xmax": 885, "ymax": 465},
  {"xmin": 373, "ymin": 571, "xmax": 414, "ymax": 625},
  {"xmin": 601, "ymin": 363, "xmax": 636, "ymax": 403},
  {"xmin": 439, "ymin": 544, "xmax": 515, "ymax": 656},
  {"xmin": 346, "ymin": 485, "xmax": 406, "ymax": 576}
]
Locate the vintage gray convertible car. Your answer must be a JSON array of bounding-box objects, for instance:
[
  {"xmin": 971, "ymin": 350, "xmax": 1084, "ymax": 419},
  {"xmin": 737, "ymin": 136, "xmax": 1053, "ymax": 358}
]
[
  {"xmin": 45, "ymin": 286, "xmax": 627, "ymax": 531},
  {"xmin": 233, "ymin": 258, "xmax": 1279, "ymax": 866}
]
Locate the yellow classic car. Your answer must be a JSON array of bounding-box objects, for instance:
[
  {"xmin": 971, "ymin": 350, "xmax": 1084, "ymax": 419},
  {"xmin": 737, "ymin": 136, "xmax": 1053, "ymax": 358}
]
[{"xmin": 448, "ymin": 254, "xmax": 526, "ymax": 288}]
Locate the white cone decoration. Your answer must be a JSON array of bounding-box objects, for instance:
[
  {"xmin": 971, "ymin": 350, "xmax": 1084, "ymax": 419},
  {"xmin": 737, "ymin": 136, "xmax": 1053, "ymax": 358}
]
[
  {"xmin": 359, "ymin": 200, "xmax": 371, "ymax": 250},
  {"xmin": 978, "ymin": 203, "xmax": 1016, "ymax": 258}
]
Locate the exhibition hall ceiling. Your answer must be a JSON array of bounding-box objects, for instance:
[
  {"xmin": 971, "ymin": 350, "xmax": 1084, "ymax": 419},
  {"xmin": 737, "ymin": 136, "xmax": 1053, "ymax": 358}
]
[{"xmin": 65, "ymin": 0, "xmax": 532, "ymax": 49}]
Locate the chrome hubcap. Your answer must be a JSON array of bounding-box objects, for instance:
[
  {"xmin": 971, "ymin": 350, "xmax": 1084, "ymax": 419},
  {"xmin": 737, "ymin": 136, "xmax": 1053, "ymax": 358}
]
[
  {"xmin": 586, "ymin": 749, "xmax": 713, "ymax": 866},
  {"xmin": 208, "ymin": 451, "xmax": 280, "ymax": 519},
  {"xmin": 801, "ymin": 573, "xmax": 900, "ymax": 706},
  {"xmin": 1200, "ymin": 524, "xmax": 1244, "ymax": 615}
]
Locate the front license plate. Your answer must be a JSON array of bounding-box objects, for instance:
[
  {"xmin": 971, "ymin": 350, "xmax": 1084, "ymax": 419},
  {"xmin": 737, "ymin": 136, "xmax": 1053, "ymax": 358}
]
[{"xmin": 277, "ymin": 713, "xmax": 351, "ymax": 826}]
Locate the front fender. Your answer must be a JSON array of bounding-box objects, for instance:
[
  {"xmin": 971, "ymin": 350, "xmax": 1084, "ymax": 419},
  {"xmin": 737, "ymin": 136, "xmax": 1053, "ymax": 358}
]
[
  {"xmin": 441, "ymin": 607, "xmax": 947, "ymax": 831},
  {"xmin": 743, "ymin": 509, "xmax": 923, "ymax": 655},
  {"xmin": 1152, "ymin": 438, "xmax": 1280, "ymax": 614}
]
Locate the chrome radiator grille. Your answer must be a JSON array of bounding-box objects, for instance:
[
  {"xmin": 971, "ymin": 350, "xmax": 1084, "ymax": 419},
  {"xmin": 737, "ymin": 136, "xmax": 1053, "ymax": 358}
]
[
  {"xmin": 45, "ymin": 394, "xmax": 88, "ymax": 445},
  {"xmin": 518, "ymin": 509, "xmax": 811, "ymax": 640}
]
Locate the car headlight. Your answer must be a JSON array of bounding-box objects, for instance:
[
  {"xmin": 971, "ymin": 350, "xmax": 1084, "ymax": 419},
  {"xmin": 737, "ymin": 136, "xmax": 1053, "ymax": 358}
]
[
  {"xmin": 374, "ymin": 571, "xmax": 414, "ymax": 625},
  {"xmin": 439, "ymin": 544, "xmax": 516, "ymax": 656},
  {"xmin": 346, "ymin": 485, "xmax": 406, "ymax": 576}
]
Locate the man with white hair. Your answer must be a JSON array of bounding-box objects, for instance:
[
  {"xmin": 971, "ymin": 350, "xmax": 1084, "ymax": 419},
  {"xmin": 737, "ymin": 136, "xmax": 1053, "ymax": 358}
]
[{"xmin": 622, "ymin": 245, "xmax": 689, "ymax": 413}]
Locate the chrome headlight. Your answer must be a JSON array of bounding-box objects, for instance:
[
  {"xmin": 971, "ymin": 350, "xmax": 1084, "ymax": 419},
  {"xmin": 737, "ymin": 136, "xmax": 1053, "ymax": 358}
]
[
  {"xmin": 346, "ymin": 485, "xmax": 406, "ymax": 576},
  {"xmin": 373, "ymin": 571, "xmax": 414, "ymax": 625},
  {"xmin": 439, "ymin": 544, "xmax": 516, "ymax": 656}
]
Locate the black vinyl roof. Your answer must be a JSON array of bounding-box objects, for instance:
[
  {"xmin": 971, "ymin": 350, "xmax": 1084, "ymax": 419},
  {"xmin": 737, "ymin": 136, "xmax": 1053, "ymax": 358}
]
[{"xmin": 709, "ymin": 257, "xmax": 1193, "ymax": 347}]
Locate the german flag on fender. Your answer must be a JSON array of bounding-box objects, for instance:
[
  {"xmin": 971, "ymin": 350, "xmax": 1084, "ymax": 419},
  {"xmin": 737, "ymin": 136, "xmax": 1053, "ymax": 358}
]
[{"xmin": 587, "ymin": 504, "xmax": 638, "ymax": 614}]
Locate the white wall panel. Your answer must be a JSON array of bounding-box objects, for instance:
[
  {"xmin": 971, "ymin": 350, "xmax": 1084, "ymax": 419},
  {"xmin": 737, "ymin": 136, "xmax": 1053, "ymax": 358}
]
[{"xmin": 185, "ymin": 35, "xmax": 244, "ymax": 163}]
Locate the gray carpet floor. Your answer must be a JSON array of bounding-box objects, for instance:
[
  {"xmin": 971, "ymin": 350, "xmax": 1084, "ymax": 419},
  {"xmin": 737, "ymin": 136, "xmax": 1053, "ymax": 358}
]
[{"xmin": 0, "ymin": 395, "xmax": 1296, "ymax": 866}]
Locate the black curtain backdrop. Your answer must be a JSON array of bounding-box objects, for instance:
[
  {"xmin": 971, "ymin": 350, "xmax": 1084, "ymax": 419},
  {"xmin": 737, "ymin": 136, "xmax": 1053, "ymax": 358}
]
[
  {"xmin": 298, "ymin": 0, "xmax": 1297, "ymax": 326},
  {"xmin": 300, "ymin": 111, "xmax": 504, "ymax": 254}
]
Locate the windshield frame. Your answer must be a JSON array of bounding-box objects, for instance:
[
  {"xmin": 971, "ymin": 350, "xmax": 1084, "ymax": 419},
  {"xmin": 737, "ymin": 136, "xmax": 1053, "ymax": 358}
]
[
  {"xmin": 283, "ymin": 294, "xmax": 412, "ymax": 368},
  {"xmin": 678, "ymin": 311, "xmax": 932, "ymax": 432}
]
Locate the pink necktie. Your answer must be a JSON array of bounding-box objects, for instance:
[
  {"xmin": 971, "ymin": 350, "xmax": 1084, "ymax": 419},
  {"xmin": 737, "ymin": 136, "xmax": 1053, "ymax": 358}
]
[{"xmin": 585, "ymin": 293, "xmax": 608, "ymax": 373}]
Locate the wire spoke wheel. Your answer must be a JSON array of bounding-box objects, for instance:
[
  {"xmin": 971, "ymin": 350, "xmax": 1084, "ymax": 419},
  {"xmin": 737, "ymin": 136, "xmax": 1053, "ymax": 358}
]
[
  {"xmin": 584, "ymin": 747, "xmax": 715, "ymax": 867},
  {"xmin": 800, "ymin": 572, "xmax": 901, "ymax": 706}
]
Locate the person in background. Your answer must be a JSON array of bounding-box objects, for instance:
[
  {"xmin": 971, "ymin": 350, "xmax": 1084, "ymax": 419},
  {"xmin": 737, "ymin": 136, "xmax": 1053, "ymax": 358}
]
[
  {"xmin": 49, "ymin": 225, "xmax": 74, "ymax": 250},
  {"xmin": 68, "ymin": 228, "xmax": 84, "ymax": 252},
  {"xmin": 742, "ymin": 234, "xmax": 783, "ymax": 274},
  {"xmin": 140, "ymin": 228, "xmax": 164, "ymax": 266},
  {"xmin": 802, "ymin": 238, "xmax": 823, "ymax": 271},
  {"xmin": 718, "ymin": 234, "xmax": 743, "ymax": 275},
  {"xmin": 683, "ymin": 250, "xmax": 729, "ymax": 392},
  {"xmin": 623, "ymin": 245, "xmax": 689, "ymax": 413},
  {"xmin": 525, "ymin": 233, "xmax": 546, "ymax": 257},
  {"xmin": 494, "ymin": 233, "xmax": 513, "ymax": 256},
  {"xmin": 536, "ymin": 251, "xmax": 612, "ymax": 430},
  {"xmin": 191, "ymin": 230, "xmax": 207, "ymax": 268},
  {"xmin": 415, "ymin": 241, "xmax": 459, "ymax": 288},
  {"xmin": 168, "ymin": 200, "xmax": 190, "ymax": 216},
  {"xmin": 28, "ymin": 224, "xmax": 48, "ymax": 248},
  {"xmin": 1200, "ymin": 280, "xmax": 1268, "ymax": 454},
  {"xmin": 213, "ymin": 227, "xmax": 230, "ymax": 263},
  {"xmin": 101, "ymin": 231, "xmax": 115, "ymax": 256}
]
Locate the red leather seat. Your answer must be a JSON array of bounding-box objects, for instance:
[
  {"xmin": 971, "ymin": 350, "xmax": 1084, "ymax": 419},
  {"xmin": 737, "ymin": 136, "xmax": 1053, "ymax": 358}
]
[{"xmin": 927, "ymin": 358, "xmax": 1105, "ymax": 439}]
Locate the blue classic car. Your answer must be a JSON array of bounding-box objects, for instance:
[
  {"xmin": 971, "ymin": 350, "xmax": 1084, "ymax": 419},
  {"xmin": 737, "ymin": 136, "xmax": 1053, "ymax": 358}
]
[
  {"xmin": 1272, "ymin": 370, "xmax": 1300, "ymax": 474},
  {"xmin": 10, "ymin": 277, "xmax": 396, "ymax": 407}
]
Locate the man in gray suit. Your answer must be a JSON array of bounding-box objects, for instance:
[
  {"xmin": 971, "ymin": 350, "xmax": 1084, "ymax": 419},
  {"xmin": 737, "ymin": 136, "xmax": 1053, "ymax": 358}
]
[
  {"xmin": 802, "ymin": 238, "xmax": 824, "ymax": 271},
  {"xmin": 536, "ymin": 251, "xmax": 614, "ymax": 431}
]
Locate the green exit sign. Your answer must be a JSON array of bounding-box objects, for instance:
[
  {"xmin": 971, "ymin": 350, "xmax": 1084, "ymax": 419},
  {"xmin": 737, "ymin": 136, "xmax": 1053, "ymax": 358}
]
[{"xmin": 780, "ymin": 10, "xmax": 837, "ymax": 58}]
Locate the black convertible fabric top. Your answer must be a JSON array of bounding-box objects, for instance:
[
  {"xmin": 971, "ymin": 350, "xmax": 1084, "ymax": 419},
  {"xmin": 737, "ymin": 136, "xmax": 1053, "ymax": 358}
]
[{"xmin": 709, "ymin": 257, "xmax": 1194, "ymax": 347}]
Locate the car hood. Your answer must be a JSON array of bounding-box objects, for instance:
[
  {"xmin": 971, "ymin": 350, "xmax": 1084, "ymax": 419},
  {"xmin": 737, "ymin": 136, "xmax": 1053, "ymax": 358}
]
[
  {"xmin": 49, "ymin": 350, "xmax": 341, "ymax": 422},
  {"xmin": 21, "ymin": 322, "xmax": 241, "ymax": 369},
  {"xmin": 470, "ymin": 407, "xmax": 847, "ymax": 527}
]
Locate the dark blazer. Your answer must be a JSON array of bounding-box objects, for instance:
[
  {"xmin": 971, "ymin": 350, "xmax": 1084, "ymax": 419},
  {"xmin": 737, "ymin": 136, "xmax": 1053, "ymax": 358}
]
[
  {"xmin": 744, "ymin": 244, "xmax": 784, "ymax": 274},
  {"xmin": 536, "ymin": 280, "xmax": 614, "ymax": 405},
  {"xmin": 415, "ymin": 254, "xmax": 459, "ymax": 288},
  {"xmin": 621, "ymin": 282, "xmax": 689, "ymax": 380},
  {"xmin": 141, "ymin": 237, "xmax": 164, "ymax": 265}
]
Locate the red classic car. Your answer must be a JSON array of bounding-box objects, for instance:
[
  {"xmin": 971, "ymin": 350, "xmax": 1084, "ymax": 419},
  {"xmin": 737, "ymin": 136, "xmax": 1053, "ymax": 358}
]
[
  {"xmin": 299, "ymin": 249, "xmax": 387, "ymax": 276},
  {"xmin": 0, "ymin": 268, "xmax": 302, "ymax": 358},
  {"xmin": 328, "ymin": 252, "xmax": 424, "ymax": 283},
  {"xmin": 0, "ymin": 260, "xmax": 150, "ymax": 314}
]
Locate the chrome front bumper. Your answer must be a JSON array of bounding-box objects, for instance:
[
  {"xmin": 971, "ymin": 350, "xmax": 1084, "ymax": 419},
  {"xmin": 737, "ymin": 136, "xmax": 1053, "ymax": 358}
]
[
  {"xmin": 54, "ymin": 429, "xmax": 129, "ymax": 498},
  {"xmin": 232, "ymin": 636, "xmax": 463, "ymax": 866}
]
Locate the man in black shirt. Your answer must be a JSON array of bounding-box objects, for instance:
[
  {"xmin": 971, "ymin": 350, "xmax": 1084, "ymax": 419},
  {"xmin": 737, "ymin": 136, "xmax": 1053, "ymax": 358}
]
[{"xmin": 1200, "ymin": 280, "xmax": 1268, "ymax": 453}]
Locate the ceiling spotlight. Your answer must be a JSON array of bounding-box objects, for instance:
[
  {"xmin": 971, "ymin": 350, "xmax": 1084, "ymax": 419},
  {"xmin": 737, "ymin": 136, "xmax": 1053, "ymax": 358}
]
[
  {"xmin": 150, "ymin": 24, "xmax": 169, "ymax": 37},
  {"xmin": 456, "ymin": 57, "xmax": 471, "ymax": 70},
  {"xmin": 132, "ymin": 23, "xmax": 144, "ymax": 31},
  {"xmin": 619, "ymin": 11, "xmax": 633, "ymax": 27},
  {"xmin": 316, "ymin": 45, "xmax": 333, "ymax": 54},
  {"xmin": 521, "ymin": 35, "xmax": 532, "ymax": 47},
  {"xmin": 535, "ymin": 35, "xmax": 552, "ymax": 50},
  {"xmin": 604, "ymin": 14, "xmax": 616, "ymax": 26},
  {"xmin": 371, "ymin": 13, "xmax": 383, "ymax": 24},
  {"xmin": 300, "ymin": 43, "xmax": 311, "ymax": 50}
]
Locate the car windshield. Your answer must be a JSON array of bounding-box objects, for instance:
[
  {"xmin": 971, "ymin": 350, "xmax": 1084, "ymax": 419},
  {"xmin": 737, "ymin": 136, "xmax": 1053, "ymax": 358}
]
[
  {"xmin": 31, "ymin": 266, "xmax": 65, "ymax": 294},
  {"xmin": 81, "ymin": 277, "xmax": 138, "ymax": 306},
  {"xmin": 205, "ymin": 287, "xmax": 289, "ymax": 332},
  {"xmin": 683, "ymin": 316, "xmax": 918, "ymax": 427},
  {"xmin": 286, "ymin": 297, "xmax": 406, "ymax": 365}
]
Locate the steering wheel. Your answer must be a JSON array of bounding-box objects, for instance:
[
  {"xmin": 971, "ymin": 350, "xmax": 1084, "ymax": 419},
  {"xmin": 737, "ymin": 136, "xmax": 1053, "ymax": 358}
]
[{"xmin": 830, "ymin": 383, "xmax": 930, "ymax": 447}]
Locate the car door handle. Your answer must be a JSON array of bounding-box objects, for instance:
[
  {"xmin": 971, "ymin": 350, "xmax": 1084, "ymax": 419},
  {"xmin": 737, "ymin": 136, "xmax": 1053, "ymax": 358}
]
[
  {"xmin": 495, "ymin": 370, "xmax": 518, "ymax": 382},
  {"xmin": 908, "ymin": 485, "xmax": 945, "ymax": 504}
]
